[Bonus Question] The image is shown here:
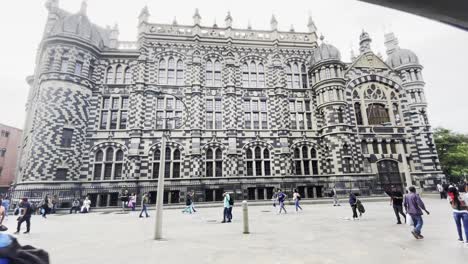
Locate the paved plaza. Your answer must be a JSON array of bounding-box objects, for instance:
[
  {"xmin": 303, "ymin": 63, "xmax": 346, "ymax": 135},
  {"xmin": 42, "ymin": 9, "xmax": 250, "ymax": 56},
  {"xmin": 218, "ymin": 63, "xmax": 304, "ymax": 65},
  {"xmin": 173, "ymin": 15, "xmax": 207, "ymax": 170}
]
[{"xmin": 2, "ymin": 197, "xmax": 467, "ymax": 263}]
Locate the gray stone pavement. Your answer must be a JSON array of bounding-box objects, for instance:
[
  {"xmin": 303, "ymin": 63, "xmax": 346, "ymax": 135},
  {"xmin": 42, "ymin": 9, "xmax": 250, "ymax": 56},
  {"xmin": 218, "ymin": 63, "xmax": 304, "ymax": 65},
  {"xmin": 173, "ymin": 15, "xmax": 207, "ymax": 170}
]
[{"xmin": 2, "ymin": 197, "xmax": 467, "ymax": 263}]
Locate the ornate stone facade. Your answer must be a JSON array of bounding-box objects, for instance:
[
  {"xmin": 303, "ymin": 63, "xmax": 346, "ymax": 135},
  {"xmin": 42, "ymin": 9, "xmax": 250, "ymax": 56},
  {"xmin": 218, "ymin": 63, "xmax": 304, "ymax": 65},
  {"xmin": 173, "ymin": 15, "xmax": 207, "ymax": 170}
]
[{"xmin": 13, "ymin": 1, "xmax": 444, "ymax": 206}]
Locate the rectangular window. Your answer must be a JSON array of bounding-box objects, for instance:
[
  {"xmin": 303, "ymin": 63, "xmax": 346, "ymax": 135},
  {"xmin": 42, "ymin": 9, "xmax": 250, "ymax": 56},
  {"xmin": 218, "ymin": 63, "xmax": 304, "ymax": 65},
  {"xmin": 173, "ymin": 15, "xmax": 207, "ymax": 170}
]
[
  {"xmin": 93, "ymin": 164, "xmax": 102, "ymax": 180},
  {"xmin": 206, "ymin": 162, "xmax": 213, "ymax": 177},
  {"xmin": 304, "ymin": 161, "xmax": 310, "ymax": 175},
  {"xmin": 175, "ymin": 111, "xmax": 182, "ymax": 128},
  {"xmin": 157, "ymin": 98, "xmax": 165, "ymax": 109},
  {"xmin": 74, "ymin": 61, "xmax": 83, "ymax": 75},
  {"xmin": 215, "ymin": 113, "xmax": 222, "ymax": 129},
  {"xmin": 156, "ymin": 111, "xmax": 164, "ymax": 129},
  {"xmin": 61, "ymin": 128, "xmax": 73, "ymax": 148},
  {"xmin": 306, "ymin": 113, "xmax": 312, "ymax": 129},
  {"xmin": 298, "ymin": 114, "xmax": 304, "ymax": 129},
  {"xmin": 295, "ymin": 160, "xmax": 302, "ymax": 175},
  {"xmin": 102, "ymin": 98, "xmax": 110, "ymax": 109},
  {"xmin": 167, "ymin": 98, "xmax": 174, "ymax": 109},
  {"xmin": 110, "ymin": 111, "xmax": 118, "ymax": 129},
  {"xmin": 112, "ymin": 98, "xmax": 119, "ymax": 109},
  {"xmin": 206, "ymin": 99, "xmax": 213, "ymax": 111},
  {"xmin": 215, "ymin": 99, "xmax": 222, "ymax": 111},
  {"xmin": 172, "ymin": 162, "xmax": 180, "ymax": 178},
  {"xmin": 60, "ymin": 58, "xmax": 69, "ymax": 72},
  {"xmin": 55, "ymin": 169, "xmax": 67, "ymax": 181},
  {"xmin": 114, "ymin": 164, "xmax": 122, "ymax": 179},
  {"xmin": 215, "ymin": 161, "xmax": 222, "ymax": 177},
  {"xmin": 100, "ymin": 111, "xmax": 108, "ymax": 129},
  {"xmin": 247, "ymin": 161, "xmax": 253, "ymax": 176},
  {"xmin": 245, "ymin": 99, "xmax": 268, "ymax": 129},
  {"xmin": 88, "ymin": 65, "xmax": 94, "ymax": 79},
  {"xmin": 206, "ymin": 113, "xmax": 213, "ymax": 129},
  {"xmin": 121, "ymin": 97, "xmax": 129, "ymax": 109},
  {"xmin": 245, "ymin": 113, "xmax": 251, "ymax": 129},
  {"xmin": 104, "ymin": 164, "xmax": 112, "ymax": 180},
  {"xmin": 152, "ymin": 163, "xmax": 159, "ymax": 179},
  {"xmin": 312, "ymin": 160, "xmax": 319, "ymax": 175},
  {"xmin": 253, "ymin": 113, "xmax": 259, "ymax": 129},
  {"xmin": 255, "ymin": 161, "xmax": 262, "ymax": 176},
  {"xmin": 264, "ymin": 161, "xmax": 271, "ymax": 176},
  {"xmin": 290, "ymin": 99, "xmax": 312, "ymax": 130},
  {"xmin": 119, "ymin": 111, "xmax": 128, "ymax": 129},
  {"xmin": 158, "ymin": 69, "xmax": 166, "ymax": 84},
  {"xmin": 164, "ymin": 162, "xmax": 171, "ymax": 178},
  {"xmin": 261, "ymin": 113, "xmax": 267, "ymax": 129},
  {"xmin": 290, "ymin": 114, "xmax": 297, "ymax": 129}
]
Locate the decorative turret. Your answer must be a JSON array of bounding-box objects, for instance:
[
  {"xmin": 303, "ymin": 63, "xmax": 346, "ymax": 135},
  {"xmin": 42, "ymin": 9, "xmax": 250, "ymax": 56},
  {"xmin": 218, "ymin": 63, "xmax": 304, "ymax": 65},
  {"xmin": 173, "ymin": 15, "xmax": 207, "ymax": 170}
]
[
  {"xmin": 247, "ymin": 20, "xmax": 252, "ymax": 30},
  {"xmin": 172, "ymin": 17, "xmax": 178, "ymax": 26},
  {"xmin": 359, "ymin": 30, "xmax": 372, "ymax": 54},
  {"xmin": 289, "ymin": 24, "xmax": 295, "ymax": 32},
  {"xmin": 270, "ymin": 15, "xmax": 278, "ymax": 31},
  {"xmin": 193, "ymin": 8, "xmax": 201, "ymax": 25},
  {"xmin": 138, "ymin": 6, "xmax": 150, "ymax": 25},
  {"xmin": 225, "ymin": 11, "xmax": 233, "ymax": 28},
  {"xmin": 79, "ymin": 0, "xmax": 87, "ymax": 15},
  {"xmin": 109, "ymin": 23, "xmax": 119, "ymax": 49},
  {"xmin": 307, "ymin": 15, "xmax": 317, "ymax": 33},
  {"xmin": 384, "ymin": 32, "xmax": 420, "ymax": 68},
  {"xmin": 45, "ymin": 0, "xmax": 59, "ymax": 11}
]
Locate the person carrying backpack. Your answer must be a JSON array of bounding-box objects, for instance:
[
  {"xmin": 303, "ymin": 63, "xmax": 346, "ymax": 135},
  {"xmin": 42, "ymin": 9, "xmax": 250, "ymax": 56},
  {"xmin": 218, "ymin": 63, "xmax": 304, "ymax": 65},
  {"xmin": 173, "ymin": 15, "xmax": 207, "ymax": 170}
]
[{"xmin": 447, "ymin": 185, "xmax": 468, "ymax": 243}]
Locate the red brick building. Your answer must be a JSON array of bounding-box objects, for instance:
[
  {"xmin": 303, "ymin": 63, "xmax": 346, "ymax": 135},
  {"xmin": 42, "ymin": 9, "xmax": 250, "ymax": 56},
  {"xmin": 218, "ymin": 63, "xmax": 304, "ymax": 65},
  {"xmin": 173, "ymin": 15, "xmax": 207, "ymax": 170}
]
[{"xmin": 0, "ymin": 124, "xmax": 22, "ymax": 193}]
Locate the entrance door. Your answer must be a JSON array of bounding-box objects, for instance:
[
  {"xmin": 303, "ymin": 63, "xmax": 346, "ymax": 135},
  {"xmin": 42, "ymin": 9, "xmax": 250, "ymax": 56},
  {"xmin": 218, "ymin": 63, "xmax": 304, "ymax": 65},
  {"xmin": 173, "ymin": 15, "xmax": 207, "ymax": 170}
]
[{"xmin": 377, "ymin": 160, "xmax": 402, "ymax": 190}]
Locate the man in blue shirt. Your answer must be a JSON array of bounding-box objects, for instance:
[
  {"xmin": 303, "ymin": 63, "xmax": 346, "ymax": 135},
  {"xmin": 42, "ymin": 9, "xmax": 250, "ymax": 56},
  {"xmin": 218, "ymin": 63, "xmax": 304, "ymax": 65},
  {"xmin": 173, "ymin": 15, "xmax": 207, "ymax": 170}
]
[{"xmin": 404, "ymin": 186, "xmax": 430, "ymax": 239}]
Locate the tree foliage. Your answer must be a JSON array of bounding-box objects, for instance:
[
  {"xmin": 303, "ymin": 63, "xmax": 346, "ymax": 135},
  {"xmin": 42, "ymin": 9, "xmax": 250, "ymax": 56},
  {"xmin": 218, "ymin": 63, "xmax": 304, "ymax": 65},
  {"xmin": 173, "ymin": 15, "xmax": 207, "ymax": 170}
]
[{"xmin": 434, "ymin": 127, "xmax": 468, "ymax": 182}]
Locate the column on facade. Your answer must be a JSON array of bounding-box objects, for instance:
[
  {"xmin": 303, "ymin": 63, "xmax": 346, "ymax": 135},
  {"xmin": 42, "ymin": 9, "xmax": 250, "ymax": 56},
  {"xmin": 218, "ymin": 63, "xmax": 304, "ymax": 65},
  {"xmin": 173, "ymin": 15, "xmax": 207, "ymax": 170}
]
[
  {"xmin": 360, "ymin": 97, "xmax": 369, "ymax": 125},
  {"xmin": 396, "ymin": 139, "xmax": 412, "ymax": 187}
]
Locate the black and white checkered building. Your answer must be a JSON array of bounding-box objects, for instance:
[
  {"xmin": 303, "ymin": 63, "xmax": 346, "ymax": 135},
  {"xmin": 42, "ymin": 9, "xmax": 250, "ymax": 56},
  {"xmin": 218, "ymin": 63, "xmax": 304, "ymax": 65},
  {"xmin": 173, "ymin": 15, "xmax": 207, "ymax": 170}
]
[{"xmin": 14, "ymin": 1, "xmax": 444, "ymax": 206}]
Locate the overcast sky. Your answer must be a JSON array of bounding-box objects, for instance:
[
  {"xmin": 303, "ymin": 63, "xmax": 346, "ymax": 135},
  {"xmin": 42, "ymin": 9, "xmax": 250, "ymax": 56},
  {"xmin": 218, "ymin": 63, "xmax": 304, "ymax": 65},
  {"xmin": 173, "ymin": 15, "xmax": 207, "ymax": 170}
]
[{"xmin": 0, "ymin": 0, "xmax": 467, "ymax": 132}]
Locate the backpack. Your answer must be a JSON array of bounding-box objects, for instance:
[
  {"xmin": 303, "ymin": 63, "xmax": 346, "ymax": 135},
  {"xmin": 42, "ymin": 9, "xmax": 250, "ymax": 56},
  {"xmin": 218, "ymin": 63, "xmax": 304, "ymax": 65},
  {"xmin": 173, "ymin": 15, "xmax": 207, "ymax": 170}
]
[
  {"xmin": 450, "ymin": 196, "xmax": 468, "ymax": 211},
  {"xmin": 296, "ymin": 195, "xmax": 301, "ymax": 201},
  {"xmin": 357, "ymin": 200, "xmax": 365, "ymax": 213},
  {"xmin": 228, "ymin": 196, "xmax": 234, "ymax": 206}
]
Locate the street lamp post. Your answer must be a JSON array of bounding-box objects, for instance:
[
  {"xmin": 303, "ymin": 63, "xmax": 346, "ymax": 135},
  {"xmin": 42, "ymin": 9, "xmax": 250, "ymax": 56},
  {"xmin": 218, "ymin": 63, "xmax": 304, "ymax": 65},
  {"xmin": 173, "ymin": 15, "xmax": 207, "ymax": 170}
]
[{"xmin": 150, "ymin": 90, "xmax": 188, "ymax": 240}]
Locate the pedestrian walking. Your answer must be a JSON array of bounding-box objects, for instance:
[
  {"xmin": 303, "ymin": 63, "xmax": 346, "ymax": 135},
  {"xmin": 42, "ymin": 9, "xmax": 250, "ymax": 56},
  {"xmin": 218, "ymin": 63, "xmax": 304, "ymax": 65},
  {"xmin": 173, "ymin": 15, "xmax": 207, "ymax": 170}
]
[
  {"xmin": 51, "ymin": 195, "xmax": 58, "ymax": 214},
  {"xmin": 332, "ymin": 186, "xmax": 340, "ymax": 206},
  {"xmin": 120, "ymin": 189, "xmax": 129, "ymax": 211},
  {"xmin": 1, "ymin": 195, "xmax": 10, "ymax": 219},
  {"xmin": 41, "ymin": 195, "xmax": 50, "ymax": 218},
  {"xmin": 277, "ymin": 189, "xmax": 287, "ymax": 214},
  {"xmin": 403, "ymin": 186, "xmax": 430, "ymax": 239},
  {"xmin": 390, "ymin": 187, "xmax": 406, "ymax": 224},
  {"xmin": 81, "ymin": 196, "xmax": 91, "ymax": 213},
  {"xmin": 182, "ymin": 192, "xmax": 193, "ymax": 214},
  {"xmin": 437, "ymin": 183, "xmax": 446, "ymax": 199},
  {"xmin": 293, "ymin": 189, "xmax": 303, "ymax": 212},
  {"xmin": 447, "ymin": 185, "xmax": 468, "ymax": 243},
  {"xmin": 190, "ymin": 191, "xmax": 197, "ymax": 213},
  {"xmin": 349, "ymin": 193, "xmax": 358, "ymax": 220},
  {"xmin": 14, "ymin": 198, "xmax": 32, "ymax": 234},
  {"xmin": 221, "ymin": 192, "xmax": 232, "ymax": 223},
  {"xmin": 128, "ymin": 193, "xmax": 137, "ymax": 211},
  {"xmin": 69, "ymin": 199, "xmax": 80, "ymax": 214},
  {"xmin": 139, "ymin": 192, "xmax": 150, "ymax": 218}
]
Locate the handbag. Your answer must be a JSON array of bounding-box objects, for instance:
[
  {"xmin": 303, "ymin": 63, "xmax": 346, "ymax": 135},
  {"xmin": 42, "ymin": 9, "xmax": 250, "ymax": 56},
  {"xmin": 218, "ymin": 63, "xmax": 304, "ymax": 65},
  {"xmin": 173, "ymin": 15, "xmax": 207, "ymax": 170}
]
[{"xmin": 406, "ymin": 213, "xmax": 413, "ymax": 226}]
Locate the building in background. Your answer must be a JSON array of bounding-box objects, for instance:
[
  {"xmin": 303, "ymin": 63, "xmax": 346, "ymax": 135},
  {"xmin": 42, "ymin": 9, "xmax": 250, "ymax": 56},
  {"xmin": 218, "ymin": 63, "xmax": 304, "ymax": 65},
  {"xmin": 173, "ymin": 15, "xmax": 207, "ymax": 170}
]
[
  {"xmin": 13, "ymin": 0, "xmax": 443, "ymax": 207},
  {"xmin": 0, "ymin": 124, "xmax": 22, "ymax": 193}
]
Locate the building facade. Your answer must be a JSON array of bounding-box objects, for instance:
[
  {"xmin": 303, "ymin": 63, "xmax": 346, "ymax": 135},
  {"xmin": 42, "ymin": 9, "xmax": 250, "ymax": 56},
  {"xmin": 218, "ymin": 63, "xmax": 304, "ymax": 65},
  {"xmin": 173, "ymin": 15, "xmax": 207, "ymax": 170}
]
[
  {"xmin": 0, "ymin": 124, "xmax": 22, "ymax": 193},
  {"xmin": 14, "ymin": 1, "xmax": 444, "ymax": 207}
]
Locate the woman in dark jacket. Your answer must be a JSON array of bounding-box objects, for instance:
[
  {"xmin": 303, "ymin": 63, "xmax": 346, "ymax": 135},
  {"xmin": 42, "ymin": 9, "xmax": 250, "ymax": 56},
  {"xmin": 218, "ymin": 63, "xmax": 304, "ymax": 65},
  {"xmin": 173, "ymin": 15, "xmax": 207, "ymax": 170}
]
[{"xmin": 349, "ymin": 193, "xmax": 358, "ymax": 220}]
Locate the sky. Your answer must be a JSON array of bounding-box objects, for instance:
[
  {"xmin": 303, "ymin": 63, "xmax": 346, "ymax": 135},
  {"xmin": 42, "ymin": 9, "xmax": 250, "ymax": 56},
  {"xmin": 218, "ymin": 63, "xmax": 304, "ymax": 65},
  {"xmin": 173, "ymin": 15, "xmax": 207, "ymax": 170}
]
[{"xmin": 0, "ymin": 0, "xmax": 467, "ymax": 132}]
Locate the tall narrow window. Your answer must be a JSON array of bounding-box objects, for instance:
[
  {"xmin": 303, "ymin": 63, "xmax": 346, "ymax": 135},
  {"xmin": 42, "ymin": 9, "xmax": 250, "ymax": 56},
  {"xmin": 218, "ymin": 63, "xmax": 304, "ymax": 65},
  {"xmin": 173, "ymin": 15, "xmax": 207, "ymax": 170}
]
[
  {"xmin": 290, "ymin": 100, "xmax": 312, "ymax": 130},
  {"xmin": 115, "ymin": 65, "xmax": 124, "ymax": 84},
  {"xmin": 367, "ymin": 103, "xmax": 390, "ymax": 125},
  {"xmin": 74, "ymin": 61, "xmax": 83, "ymax": 76},
  {"xmin": 337, "ymin": 108, "xmax": 344, "ymax": 123},
  {"xmin": 106, "ymin": 67, "xmax": 114, "ymax": 84},
  {"xmin": 206, "ymin": 99, "xmax": 222, "ymax": 129},
  {"xmin": 114, "ymin": 150, "xmax": 123, "ymax": 179},
  {"xmin": 242, "ymin": 61, "xmax": 265, "ymax": 88},
  {"xmin": 245, "ymin": 147, "xmax": 270, "ymax": 176},
  {"xmin": 286, "ymin": 62, "xmax": 308, "ymax": 88},
  {"xmin": 293, "ymin": 146, "xmax": 318, "ymax": 175},
  {"xmin": 206, "ymin": 148, "xmax": 223, "ymax": 177},
  {"xmin": 61, "ymin": 128, "xmax": 73, "ymax": 148},
  {"xmin": 155, "ymin": 97, "xmax": 183, "ymax": 129},
  {"xmin": 158, "ymin": 59, "xmax": 166, "ymax": 84},
  {"xmin": 372, "ymin": 140, "xmax": 379, "ymax": 154},
  {"xmin": 206, "ymin": 60, "xmax": 222, "ymax": 87},
  {"xmin": 361, "ymin": 140, "xmax": 368, "ymax": 154},
  {"xmin": 354, "ymin": 102, "xmax": 363, "ymax": 125},
  {"xmin": 176, "ymin": 60, "xmax": 184, "ymax": 85},
  {"xmin": 55, "ymin": 169, "xmax": 68, "ymax": 181},
  {"xmin": 152, "ymin": 149, "xmax": 161, "ymax": 179},
  {"xmin": 48, "ymin": 50, "xmax": 56, "ymax": 71},
  {"xmin": 124, "ymin": 67, "xmax": 132, "ymax": 84}
]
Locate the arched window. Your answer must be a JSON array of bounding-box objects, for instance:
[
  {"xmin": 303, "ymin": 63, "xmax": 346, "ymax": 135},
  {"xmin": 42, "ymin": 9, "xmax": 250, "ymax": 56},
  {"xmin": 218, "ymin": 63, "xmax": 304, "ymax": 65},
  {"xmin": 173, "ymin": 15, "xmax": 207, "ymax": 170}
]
[
  {"xmin": 367, "ymin": 103, "xmax": 390, "ymax": 125},
  {"xmin": 48, "ymin": 50, "xmax": 56, "ymax": 71},
  {"xmin": 337, "ymin": 108, "xmax": 344, "ymax": 123},
  {"xmin": 206, "ymin": 147, "xmax": 223, "ymax": 177},
  {"xmin": 242, "ymin": 61, "xmax": 265, "ymax": 88},
  {"xmin": 124, "ymin": 67, "xmax": 132, "ymax": 84},
  {"xmin": 361, "ymin": 140, "xmax": 368, "ymax": 154},
  {"xmin": 354, "ymin": 102, "xmax": 363, "ymax": 125},
  {"xmin": 115, "ymin": 65, "xmax": 124, "ymax": 84},
  {"xmin": 393, "ymin": 103, "xmax": 401, "ymax": 125},
  {"xmin": 60, "ymin": 52, "xmax": 69, "ymax": 73},
  {"xmin": 158, "ymin": 57, "xmax": 184, "ymax": 85},
  {"xmin": 93, "ymin": 147, "xmax": 124, "ymax": 180},
  {"xmin": 206, "ymin": 59, "xmax": 222, "ymax": 87},
  {"xmin": 245, "ymin": 146, "xmax": 271, "ymax": 176},
  {"xmin": 152, "ymin": 149, "xmax": 161, "ymax": 179},
  {"xmin": 155, "ymin": 147, "xmax": 181, "ymax": 179},
  {"xmin": 286, "ymin": 62, "xmax": 308, "ymax": 89},
  {"xmin": 293, "ymin": 146, "xmax": 319, "ymax": 175},
  {"xmin": 106, "ymin": 66, "xmax": 115, "ymax": 84}
]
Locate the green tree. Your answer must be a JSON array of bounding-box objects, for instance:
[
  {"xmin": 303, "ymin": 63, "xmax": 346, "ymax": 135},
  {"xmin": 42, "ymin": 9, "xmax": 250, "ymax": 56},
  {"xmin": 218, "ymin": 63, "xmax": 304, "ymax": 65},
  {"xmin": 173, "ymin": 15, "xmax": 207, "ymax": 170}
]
[{"xmin": 434, "ymin": 127, "xmax": 468, "ymax": 182}]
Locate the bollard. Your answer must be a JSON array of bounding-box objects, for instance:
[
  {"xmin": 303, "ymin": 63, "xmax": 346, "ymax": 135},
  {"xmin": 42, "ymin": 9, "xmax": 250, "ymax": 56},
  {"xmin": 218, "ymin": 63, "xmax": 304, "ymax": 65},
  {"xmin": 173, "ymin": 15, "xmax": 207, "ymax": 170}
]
[{"xmin": 242, "ymin": 200, "xmax": 249, "ymax": 234}]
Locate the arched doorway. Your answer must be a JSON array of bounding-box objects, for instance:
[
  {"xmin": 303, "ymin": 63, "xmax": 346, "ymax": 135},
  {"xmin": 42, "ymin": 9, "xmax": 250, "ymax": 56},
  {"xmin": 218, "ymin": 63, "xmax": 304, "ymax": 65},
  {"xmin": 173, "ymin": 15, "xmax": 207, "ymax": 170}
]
[{"xmin": 377, "ymin": 160, "xmax": 402, "ymax": 191}]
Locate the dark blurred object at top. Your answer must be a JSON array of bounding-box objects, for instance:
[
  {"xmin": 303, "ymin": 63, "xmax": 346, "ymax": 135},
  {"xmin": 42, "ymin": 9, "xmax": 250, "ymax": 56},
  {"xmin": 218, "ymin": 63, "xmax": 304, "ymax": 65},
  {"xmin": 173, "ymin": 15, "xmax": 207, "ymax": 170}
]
[{"xmin": 359, "ymin": 0, "xmax": 468, "ymax": 31}]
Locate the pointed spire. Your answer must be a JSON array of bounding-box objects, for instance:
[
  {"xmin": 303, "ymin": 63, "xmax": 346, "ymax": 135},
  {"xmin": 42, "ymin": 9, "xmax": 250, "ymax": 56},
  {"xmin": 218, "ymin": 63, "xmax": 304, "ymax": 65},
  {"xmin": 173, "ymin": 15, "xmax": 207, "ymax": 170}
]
[
  {"xmin": 359, "ymin": 30, "xmax": 372, "ymax": 54},
  {"xmin": 289, "ymin": 24, "xmax": 295, "ymax": 32},
  {"xmin": 350, "ymin": 49, "xmax": 356, "ymax": 61},
  {"xmin": 225, "ymin": 11, "xmax": 233, "ymax": 28},
  {"xmin": 247, "ymin": 20, "xmax": 252, "ymax": 30},
  {"xmin": 307, "ymin": 15, "xmax": 317, "ymax": 32},
  {"xmin": 193, "ymin": 8, "xmax": 201, "ymax": 25},
  {"xmin": 110, "ymin": 23, "xmax": 120, "ymax": 48},
  {"xmin": 384, "ymin": 32, "xmax": 400, "ymax": 55},
  {"xmin": 79, "ymin": 0, "xmax": 87, "ymax": 15},
  {"xmin": 138, "ymin": 5, "xmax": 150, "ymax": 25},
  {"xmin": 270, "ymin": 14, "xmax": 278, "ymax": 31},
  {"xmin": 213, "ymin": 18, "xmax": 218, "ymax": 28},
  {"xmin": 172, "ymin": 16, "xmax": 178, "ymax": 26}
]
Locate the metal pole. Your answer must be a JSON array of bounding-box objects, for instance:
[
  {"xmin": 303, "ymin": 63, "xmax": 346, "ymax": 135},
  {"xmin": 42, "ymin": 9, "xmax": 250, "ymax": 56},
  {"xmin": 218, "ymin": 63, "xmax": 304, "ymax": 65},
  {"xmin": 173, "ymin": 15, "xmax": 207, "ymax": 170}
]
[
  {"xmin": 242, "ymin": 200, "xmax": 249, "ymax": 234},
  {"xmin": 154, "ymin": 131, "xmax": 167, "ymax": 240}
]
